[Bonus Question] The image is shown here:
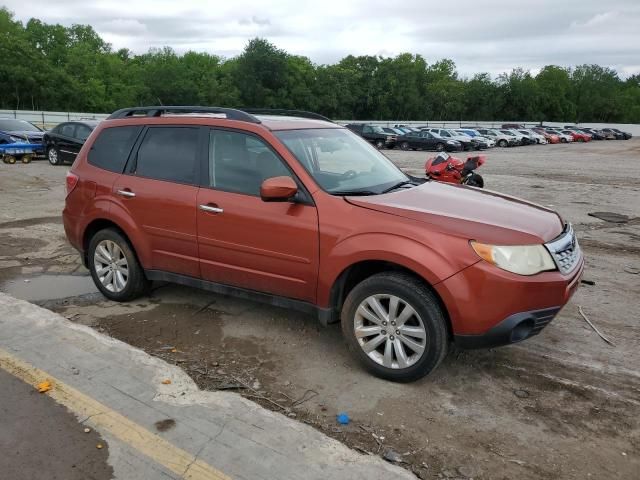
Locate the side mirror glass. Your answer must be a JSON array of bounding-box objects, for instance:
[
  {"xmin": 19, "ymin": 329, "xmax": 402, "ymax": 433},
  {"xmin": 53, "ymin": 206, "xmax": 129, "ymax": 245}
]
[{"xmin": 260, "ymin": 176, "xmax": 298, "ymax": 202}]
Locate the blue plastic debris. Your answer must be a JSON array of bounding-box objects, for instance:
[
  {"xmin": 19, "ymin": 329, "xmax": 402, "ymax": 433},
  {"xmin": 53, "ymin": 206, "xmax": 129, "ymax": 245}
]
[{"xmin": 336, "ymin": 412, "xmax": 350, "ymax": 425}]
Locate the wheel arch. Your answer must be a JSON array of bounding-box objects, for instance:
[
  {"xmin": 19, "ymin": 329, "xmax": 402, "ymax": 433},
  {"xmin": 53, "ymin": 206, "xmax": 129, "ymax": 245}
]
[
  {"xmin": 327, "ymin": 259, "xmax": 453, "ymax": 338},
  {"xmin": 81, "ymin": 218, "xmax": 144, "ymax": 269}
]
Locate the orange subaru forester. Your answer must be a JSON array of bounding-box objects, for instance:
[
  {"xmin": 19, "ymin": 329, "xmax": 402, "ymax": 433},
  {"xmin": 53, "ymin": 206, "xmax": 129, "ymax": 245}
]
[{"xmin": 63, "ymin": 107, "xmax": 583, "ymax": 381}]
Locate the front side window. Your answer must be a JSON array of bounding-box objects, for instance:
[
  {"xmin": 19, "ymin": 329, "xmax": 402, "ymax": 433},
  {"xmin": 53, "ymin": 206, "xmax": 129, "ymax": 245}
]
[
  {"xmin": 135, "ymin": 127, "xmax": 199, "ymax": 184},
  {"xmin": 275, "ymin": 128, "xmax": 408, "ymax": 195},
  {"xmin": 208, "ymin": 130, "xmax": 291, "ymax": 196}
]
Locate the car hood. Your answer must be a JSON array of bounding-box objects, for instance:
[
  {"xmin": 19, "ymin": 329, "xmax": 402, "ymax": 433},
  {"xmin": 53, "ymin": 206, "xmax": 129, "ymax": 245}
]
[
  {"xmin": 5, "ymin": 130, "xmax": 44, "ymax": 142},
  {"xmin": 346, "ymin": 181, "xmax": 564, "ymax": 244}
]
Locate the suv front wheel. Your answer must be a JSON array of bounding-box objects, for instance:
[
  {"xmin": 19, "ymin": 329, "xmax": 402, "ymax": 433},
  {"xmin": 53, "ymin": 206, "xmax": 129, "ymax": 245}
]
[
  {"xmin": 341, "ymin": 272, "xmax": 448, "ymax": 382},
  {"xmin": 88, "ymin": 228, "xmax": 149, "ymax": 301}
]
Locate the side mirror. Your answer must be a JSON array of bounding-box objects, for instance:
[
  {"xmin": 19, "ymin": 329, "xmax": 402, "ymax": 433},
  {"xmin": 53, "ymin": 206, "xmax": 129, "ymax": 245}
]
[{"xmin": 260, "ymin": 176, "xmax": 298, "ymax": 202}]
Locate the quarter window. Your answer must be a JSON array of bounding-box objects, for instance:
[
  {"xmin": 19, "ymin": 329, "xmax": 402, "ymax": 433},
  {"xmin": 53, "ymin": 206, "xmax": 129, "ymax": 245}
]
[
  {"xmin": 76, "ymin": 125, "xmax": 92, "ymax": 141},
  {"xmin": 208, "ymin": 130, "xmax": 291, "ymax": 196},
  {"xmin": 88, "ymin": 126, "xmax": 142, "ymax": 173}
]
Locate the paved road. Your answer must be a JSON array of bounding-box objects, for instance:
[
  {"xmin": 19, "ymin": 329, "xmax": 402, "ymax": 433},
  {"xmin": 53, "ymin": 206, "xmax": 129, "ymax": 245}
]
[{"xmin": 0, "ymin": 369, "xmax": 113, "ymax": 480}]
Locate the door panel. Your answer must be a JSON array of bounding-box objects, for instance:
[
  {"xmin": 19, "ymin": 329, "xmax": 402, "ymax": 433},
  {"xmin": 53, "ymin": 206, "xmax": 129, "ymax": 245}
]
[
  {"xmin": 197, "ymin": 128, "xmax": 319, "ymax": 302},
  {"xmin": 112, "ymin": 176, "xmax": 200, "ymax": 277},
  {"xmin": 196, "ymin": 189, "xmax": 319, "ymax": 302},
  {"xmin": 111, "ymin": 126, "xmax": 202, "ymax": 278}
]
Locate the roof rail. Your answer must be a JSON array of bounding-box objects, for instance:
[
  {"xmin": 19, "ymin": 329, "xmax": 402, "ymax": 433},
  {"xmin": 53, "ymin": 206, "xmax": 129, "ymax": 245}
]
[
  {"xmin": 241, "ymin": 108, "xmax": 333, "ymax": 123},
  {"xmin": 107, "ymin": 106, "xmax": 261, "ymax": 124}
]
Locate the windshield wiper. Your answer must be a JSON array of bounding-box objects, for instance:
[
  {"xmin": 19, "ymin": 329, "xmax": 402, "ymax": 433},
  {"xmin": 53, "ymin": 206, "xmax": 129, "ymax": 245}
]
[
  {"xmin": 380, "ymin": 180, "xmax": 416, "ymax": 194},
  {"xmin": 331, "ymin": 190, "xmax": 378, "ymax": 196}
]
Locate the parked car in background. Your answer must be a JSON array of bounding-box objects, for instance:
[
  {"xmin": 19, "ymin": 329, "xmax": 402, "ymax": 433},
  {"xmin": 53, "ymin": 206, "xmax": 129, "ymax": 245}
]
[
  {"xmin": 532, "ymin": 128, "xmax": 561, "ymax": 144},
  {"xmin": 397, "ymin": 130, "xmax": 463, "ymax": 152},
  {"xmin": 43, "ymin": 120, "xmax": 100, "ymax": 165},
  {"xmin": 455, "ymin": 129, "xmax": 496, "ymax": 148},
  {"xmin": 422, "ymin": 128, "xmax": 478, "ymax": 151},
  {"xmin": 64, "ymin": 105, "xmax": 584, "ymax": 382},
  {"xmin": 601, "ymin": 128, "xmax": 632, "ymax": 140},
  {"xmin": 475, "ymin": 128, "xmax": 518, "ymax": 147},
  {"xmin": 573, "ymin": 127, "xmax": 606, "ymax": 140},
  {"xmin": 518, "ymin": 129, "xmax": 547, "ymax": 144},
  {"xmin": 0, "ymin": 118, "xmax": 45, "ymax": 157},
  {"xmin": 500, "ymin": 129, "xmax": 529, "ymax": 145},
  {"xmin": 561, "ymin": 129, "xmax": 591, "ymax": 142},
  {"xmin": 346, "ymin": 124, "xmax": 397, "ymax": 149},
  {"xmin": 545, "ymin": 129, "xmax": 573, "ymax": 143}
]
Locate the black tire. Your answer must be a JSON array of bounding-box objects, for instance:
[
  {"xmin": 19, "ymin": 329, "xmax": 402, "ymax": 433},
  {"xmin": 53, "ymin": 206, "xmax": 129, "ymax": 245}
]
[
  {"xmin": 5, "ymin": 155, "xmax": 16, "ymax": 164},
  {"xmin": 88, "ymin": 228, "xmax": 149, "ymax": 302},
  {"xmin": 21, "ymin": 154, "xmax": 32, "ymax": 164},
  {"xmin": 435, "ymin": 142, "xmax": 444, "ymax": 152},
  {"xmin": 375, "ymin": 140, "xmax": 385, "ymax": 149},
  {"xmin": 498, "ymin": 139, "xmax": 507, "ymax": 148},
  {"xmin": 47, "ymin": 146, "xmax": 61, "ymax": 165},
  {"xmin": 400, "ymin": 141, "xmax": 410, "ymax": 151},
  {"xmin": 466, "ymin": 173, "xmax": 484, "ymax": 188},
  {"xmin": 561, "ymin": 138, "xmax": 567, "ymax": 143},
  {"xmin": 341, "ymin": 272, "xmax": 448, "ymax": 382}
]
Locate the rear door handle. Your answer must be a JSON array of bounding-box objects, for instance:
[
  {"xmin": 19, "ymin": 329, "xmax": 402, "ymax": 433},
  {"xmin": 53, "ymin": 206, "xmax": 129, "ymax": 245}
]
[
  {"xmin": 199, "ymin": 204, "xmax": 223, "ymax": 214},
  {"xmin": 117, "ymin": 189, "xmax": 136, "ymax": 198}
]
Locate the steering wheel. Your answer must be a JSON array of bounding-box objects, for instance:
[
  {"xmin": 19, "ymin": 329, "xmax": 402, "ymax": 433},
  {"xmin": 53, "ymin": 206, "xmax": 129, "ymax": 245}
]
[{"xmin": 342, "ymin": 170, "xmax": 357, "ymax": 180}]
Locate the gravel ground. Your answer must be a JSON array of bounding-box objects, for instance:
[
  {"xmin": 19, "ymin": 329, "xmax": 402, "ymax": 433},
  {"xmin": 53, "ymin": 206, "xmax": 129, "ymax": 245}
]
[{"xmin": 0, "ymin": 139, "xmax": 639, "ymax": 479}]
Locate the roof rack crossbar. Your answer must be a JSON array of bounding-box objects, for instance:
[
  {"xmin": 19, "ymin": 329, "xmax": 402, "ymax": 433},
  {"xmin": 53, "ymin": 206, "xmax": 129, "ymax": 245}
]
[
  {"xmin": 107, "ymin": 106, "xmax": 261, "ymax": 124},
  {"xmin": 241, "ymin": 108, "xmax": 333, "ymax": 123}
]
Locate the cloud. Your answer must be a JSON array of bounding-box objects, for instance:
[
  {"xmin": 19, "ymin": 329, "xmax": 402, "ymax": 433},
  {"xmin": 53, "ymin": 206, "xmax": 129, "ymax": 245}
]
[{"xmin": 4, "ymin": 0, "xmax": 639, "ymax": 77}]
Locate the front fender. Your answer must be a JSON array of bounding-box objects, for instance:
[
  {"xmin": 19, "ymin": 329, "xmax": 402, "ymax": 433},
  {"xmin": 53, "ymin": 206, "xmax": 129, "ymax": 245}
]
[{"xmin": 317, "ymin": 232, "xmax": 472, "ymax": 307}]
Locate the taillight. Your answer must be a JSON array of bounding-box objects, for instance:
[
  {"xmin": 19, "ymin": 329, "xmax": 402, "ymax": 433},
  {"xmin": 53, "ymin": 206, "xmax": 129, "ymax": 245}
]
[{"xmin": 66, "ymin": 172, "xmax": 79, "ymax": 196}]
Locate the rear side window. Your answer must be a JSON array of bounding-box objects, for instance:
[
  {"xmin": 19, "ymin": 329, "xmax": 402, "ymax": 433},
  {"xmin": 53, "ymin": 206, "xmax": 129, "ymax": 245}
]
[
  {"xmin": 61, "ymin": 124, "xmax": 75, "ymax": 137},
  {"xmin": 135, "ymin": 127, "xmax": 199, "ymax": 185},
  {"xmin": 88, "ymin": 126, "xmax": 142, "ymax": 173}
]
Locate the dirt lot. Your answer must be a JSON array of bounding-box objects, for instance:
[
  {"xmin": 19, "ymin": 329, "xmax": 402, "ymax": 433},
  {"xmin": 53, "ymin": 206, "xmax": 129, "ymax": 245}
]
[{"xmin": 1, "ymin": 140, "xmax": 639, "ymax": 479}]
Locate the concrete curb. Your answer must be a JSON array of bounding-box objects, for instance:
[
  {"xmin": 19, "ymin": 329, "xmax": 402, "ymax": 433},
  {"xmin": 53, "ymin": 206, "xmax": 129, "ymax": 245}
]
[{"xmin": 0, "ymin": 293, "xmax": 416, "ymax": 479}]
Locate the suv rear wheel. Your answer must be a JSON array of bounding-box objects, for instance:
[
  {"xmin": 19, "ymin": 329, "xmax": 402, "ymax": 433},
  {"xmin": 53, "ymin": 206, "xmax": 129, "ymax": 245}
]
[
  {"xmin": 88, "ymin": 228, "xmax": 149, "ymax": 301},
  {"xmin": 341, "ymin": 272, "xmax": 448, "ymax": 382}
]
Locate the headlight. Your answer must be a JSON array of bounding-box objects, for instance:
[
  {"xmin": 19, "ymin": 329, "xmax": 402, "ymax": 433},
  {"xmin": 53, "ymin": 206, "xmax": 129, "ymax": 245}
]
[{"xmin": 471, "ymin": 241, "xmax": 556, "ymax": 275}]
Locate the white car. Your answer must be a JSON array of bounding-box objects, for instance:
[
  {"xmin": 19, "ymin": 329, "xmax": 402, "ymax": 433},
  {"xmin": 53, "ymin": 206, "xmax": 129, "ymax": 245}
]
[
  {"xmin": 475, "ymin": 128, "xmax": 517, "ymax": 147},
  {"xmin": 499, "ymin": 129, "xmax": 529, "ymax": 145},
  {"xmin": 519, "ymin": 129, "xmax": 547, "ymax": 144},
  {"xmin": 455, "ymin": 129, "xmax": 496, "ymax": 148},
  {"xmin": 546, "ymin": 129, "xmax": 574, "ymax": 143}
]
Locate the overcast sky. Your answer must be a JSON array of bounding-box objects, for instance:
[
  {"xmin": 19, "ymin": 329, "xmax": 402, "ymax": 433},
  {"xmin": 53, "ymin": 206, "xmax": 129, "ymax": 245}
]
[{"xmin": 5, "ymin": 0, "xmax": 640, "ymax": 78}]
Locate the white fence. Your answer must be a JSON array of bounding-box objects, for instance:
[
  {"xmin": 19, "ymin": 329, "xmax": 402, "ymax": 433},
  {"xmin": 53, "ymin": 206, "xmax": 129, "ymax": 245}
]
[{"xmin": 2, "ymin": 109, "xmax": 638, "ymax": 135}]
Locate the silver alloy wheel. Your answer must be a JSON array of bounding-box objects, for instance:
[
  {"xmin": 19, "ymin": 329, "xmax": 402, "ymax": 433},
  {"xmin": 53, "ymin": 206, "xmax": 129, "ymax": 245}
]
[
  {"xmin": 354, "ymin": 294, "xmax": 427, "ymax": 369},
  {"xmin": 48, "ymin": 148, "xmax": 58, "ymax": 164},
  {"xmin": 93, "ymin": 240, "xmax": 129, "ymax": 293}
]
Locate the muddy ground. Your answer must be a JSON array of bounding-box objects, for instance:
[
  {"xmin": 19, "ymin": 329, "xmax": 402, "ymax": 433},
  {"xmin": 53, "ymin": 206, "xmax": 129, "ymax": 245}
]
[{"xmin": 1, "ymin": 140, "xmax": 639, "ymax": 479}]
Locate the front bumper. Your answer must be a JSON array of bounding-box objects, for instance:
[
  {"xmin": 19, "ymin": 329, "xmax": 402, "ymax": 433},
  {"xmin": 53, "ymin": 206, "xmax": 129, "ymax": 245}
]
[
  {"xmin": 435, "ymin": 251, "xmax": 584, "ymax": 349},
  {"xmin": 454, "ymin": 306, "xmax": 561, "ymax": 349}
]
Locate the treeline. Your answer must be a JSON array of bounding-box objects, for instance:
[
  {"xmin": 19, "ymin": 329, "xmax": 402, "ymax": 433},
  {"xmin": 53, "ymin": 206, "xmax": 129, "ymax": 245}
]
[{"xmin": 1, "ymin": 8, "xmax": 639, "ymax": 122}]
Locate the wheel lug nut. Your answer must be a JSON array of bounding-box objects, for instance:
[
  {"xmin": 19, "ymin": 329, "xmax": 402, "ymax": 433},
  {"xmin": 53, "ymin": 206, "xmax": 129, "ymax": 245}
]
[
  {"xmin": 391, "ymin": 321, "xmax": 396, "ymax": 326},
  {"xmin": 390, "ymin": 335, "xmax": 395, "ymax": 340},
  {"xmin": 382, "ymin": 321, "xmax": 387, "ymax": 326},
  {"xmin": 396, "ymin": 330, "xmax": 400, "ymax": 335},
  {"xmin": 381, "ymin": 330, "xmax": 387, "ymax": 335}
]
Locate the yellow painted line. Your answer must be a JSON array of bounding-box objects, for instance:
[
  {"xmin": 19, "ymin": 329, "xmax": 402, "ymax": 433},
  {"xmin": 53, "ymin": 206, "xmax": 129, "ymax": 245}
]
[{"xmin": 0, "ymin": 347, "xmax": 231, "ymax": 480}]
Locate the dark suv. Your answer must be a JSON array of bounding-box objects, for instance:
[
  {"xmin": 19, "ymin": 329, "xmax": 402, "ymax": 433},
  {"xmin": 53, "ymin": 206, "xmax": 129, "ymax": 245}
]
[
  {"xmin": 63, "ymin": 106, "xmax": 583, "ymax": 382},
  {"xmin": 345, "ymin": 123, "xmax": 397, "ymax": 149}
]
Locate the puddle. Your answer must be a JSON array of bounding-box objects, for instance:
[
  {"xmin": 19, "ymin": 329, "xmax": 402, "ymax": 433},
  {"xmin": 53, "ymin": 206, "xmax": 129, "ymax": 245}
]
[{"xmin": 1, "ymin": 274, "xmax": 99, "ymax": 301}]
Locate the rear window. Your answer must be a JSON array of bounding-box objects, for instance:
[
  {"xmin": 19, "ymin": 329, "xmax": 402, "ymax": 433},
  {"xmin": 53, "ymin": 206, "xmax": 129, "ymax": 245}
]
[
  {"xmin": 88, "ymin": 126, "xmax": 142, "ymax": 173},
  {"xmin": 134, "ymin": 127, "xmax": 199, "ymax": 185}
]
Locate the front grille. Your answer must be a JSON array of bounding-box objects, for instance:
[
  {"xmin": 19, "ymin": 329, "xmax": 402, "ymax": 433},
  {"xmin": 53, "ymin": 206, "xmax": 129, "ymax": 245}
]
[{"xmin": 545, "ymin": 224, "xmax": 581, "ymax": 275}]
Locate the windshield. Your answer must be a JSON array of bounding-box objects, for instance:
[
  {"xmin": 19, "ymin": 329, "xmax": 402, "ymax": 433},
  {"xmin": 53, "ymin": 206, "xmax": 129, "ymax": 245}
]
[
  {"xmin": 0, "ymin": 119, "xmax": 42, "ymax": 132},
  {"xmin": 275, "ymin": 128, "xmax": 408, "ymax": 195}
]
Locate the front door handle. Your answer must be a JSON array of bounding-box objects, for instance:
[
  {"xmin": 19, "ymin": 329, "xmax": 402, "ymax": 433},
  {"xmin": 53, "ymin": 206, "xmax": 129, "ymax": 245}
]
[
  {"xmin": 117, "ymin": 189, "xmax": 136, "ymax": 198},
  {"xmin": 199, "ymin": 204, "xmax": 223, "ymax": 214}
]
